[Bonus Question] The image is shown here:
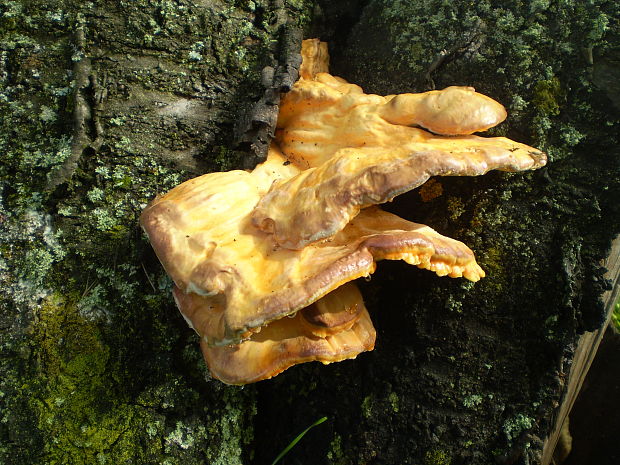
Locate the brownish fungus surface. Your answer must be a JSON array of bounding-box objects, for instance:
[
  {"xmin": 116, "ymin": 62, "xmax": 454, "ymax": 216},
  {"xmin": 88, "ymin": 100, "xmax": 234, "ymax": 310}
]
[
  {"xmin": 140, "ymin": 38, "xmax": 547, "ymax": 384},
  {"xmin": 174, "ymin": 282, "xmax": 375, "ymax": 385}
]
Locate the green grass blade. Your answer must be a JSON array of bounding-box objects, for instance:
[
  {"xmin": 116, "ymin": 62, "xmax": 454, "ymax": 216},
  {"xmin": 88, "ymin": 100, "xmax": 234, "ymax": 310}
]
[{"xmin": 271, "ymin": 416, "xmax": 328, "ymax": 465}]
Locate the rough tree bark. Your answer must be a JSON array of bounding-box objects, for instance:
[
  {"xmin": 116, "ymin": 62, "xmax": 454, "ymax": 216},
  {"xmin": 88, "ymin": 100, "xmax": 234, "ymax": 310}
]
[{"xmin": 1, "ymin": 1, "xmax": 619, "ymax": 465}]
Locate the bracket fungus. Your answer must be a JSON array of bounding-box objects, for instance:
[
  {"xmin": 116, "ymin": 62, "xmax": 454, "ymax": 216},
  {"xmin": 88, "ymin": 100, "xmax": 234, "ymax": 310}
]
[{"xmin": 140, "ymin": 39, "xmax": 547, "ymax": 385}]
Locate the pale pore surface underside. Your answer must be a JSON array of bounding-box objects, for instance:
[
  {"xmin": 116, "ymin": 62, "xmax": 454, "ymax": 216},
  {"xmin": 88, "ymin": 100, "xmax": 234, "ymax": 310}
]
[{"xmin": 141, "ymin": 147, "xmax": 484, "ymax": 346}]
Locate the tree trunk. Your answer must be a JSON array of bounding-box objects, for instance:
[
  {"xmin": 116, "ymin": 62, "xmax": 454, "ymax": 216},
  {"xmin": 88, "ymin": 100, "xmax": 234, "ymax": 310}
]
[{"xmin": 1, "ymin": 1, "xmax": 619, "ymax": 465}]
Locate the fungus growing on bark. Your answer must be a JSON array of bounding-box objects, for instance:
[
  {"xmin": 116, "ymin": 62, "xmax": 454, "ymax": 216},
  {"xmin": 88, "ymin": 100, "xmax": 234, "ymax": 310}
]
[{"xmin": 140, "ymin": 38, "xmax": 547, "ymax": 384}]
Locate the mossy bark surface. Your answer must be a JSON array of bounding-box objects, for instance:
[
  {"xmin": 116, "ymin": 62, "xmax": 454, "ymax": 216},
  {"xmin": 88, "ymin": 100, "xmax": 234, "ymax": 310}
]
[
  {"xmin": 1, "ymin": 1, "xmax": 619, "ymax": 464},
  {"xmin": 1, "ymin": 1, "xmax": 308, "ymax": 463}
]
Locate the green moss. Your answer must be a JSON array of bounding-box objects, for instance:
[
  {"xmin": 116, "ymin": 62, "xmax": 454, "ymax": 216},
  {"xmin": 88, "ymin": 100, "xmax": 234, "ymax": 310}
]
[
  {"xmin": 361, "ymin": 395, "xmax": 374, "ymax": 420},
  {"xmin": 476, "ymin": 246, "xmax": 507, "ymax": 295},
  {"xmin": 388, "ymin": 391, "xmax": 399, "ymax": 413},
  {"xmin": 423, "ymin": 449, "xmax": 452, "ymax": 465},
  {"xmin": 446, "ymin": 196, "xmax": 466, "ymax": 221},
  {"xmin": 213, "ymin": 146, "xmax": 242, "ymax": 171},
  {"xmin": 21, "ymin": 295, "xmax": 256, "ymax": 465},
  {"xmin": 532, "ymin": 77, "xmax": 564, "ymax": 116},
  {"xmin": 327, "ymin": 434, "xmax": 349, "ymax": 465},
  {"xmin": 29, "ymin": 296, "xmax": 155, "ymax": 464}
]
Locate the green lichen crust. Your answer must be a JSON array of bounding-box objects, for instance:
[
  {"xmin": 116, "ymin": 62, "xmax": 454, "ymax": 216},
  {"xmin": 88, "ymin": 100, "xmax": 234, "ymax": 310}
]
[{"xmin": 0, "ymin": 0, "xmax": 311, "ymax": 463}]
